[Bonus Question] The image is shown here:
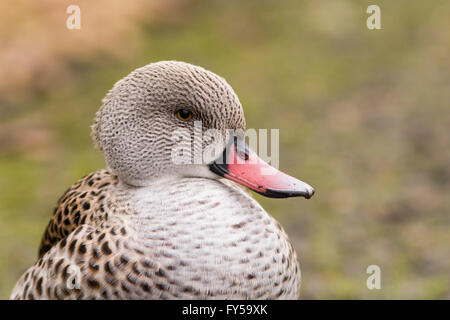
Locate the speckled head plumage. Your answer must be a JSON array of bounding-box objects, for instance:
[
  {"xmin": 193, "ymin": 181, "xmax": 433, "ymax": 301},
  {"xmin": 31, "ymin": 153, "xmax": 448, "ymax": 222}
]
[{"xmin": 92, "ymin": 61, "xmax": 246, "ymax": 186}]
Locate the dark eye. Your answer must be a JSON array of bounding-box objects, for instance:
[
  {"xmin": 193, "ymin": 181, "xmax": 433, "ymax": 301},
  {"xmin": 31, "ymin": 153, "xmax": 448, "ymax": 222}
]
[{"xmin": 176, "ymin": 109, "xmax": 193, "ymax": 121}]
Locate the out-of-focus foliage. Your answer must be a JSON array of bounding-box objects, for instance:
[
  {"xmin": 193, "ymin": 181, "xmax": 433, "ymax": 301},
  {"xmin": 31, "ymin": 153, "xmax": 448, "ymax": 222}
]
[{"xmin": 0, "ymin": 0, "xmax": 449, "ymax": 299}]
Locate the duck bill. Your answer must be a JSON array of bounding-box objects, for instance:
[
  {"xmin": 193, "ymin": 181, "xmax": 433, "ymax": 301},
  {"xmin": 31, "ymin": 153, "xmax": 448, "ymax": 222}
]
[{"xmin": 209, "ymin": 138, "xmax": 315, "ymax": 199}]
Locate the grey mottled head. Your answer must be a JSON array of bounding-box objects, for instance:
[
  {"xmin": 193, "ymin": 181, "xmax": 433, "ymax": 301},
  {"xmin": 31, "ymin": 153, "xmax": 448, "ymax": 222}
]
[{"xmin": 92, "ymin": 61, "xmax": 246, "ymax": 187}]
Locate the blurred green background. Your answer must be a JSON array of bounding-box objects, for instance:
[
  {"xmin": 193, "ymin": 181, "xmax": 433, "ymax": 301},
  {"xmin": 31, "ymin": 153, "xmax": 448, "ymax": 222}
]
[{"xmin": 0, "ymin": 0, "xmax": 449, "ymax": 299}]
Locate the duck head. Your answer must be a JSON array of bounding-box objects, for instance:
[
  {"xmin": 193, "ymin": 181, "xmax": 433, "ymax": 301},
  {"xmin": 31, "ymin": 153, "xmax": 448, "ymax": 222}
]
[{"xmin": 92, "ymin": 61, "xmax": 314, "ymax": 199}]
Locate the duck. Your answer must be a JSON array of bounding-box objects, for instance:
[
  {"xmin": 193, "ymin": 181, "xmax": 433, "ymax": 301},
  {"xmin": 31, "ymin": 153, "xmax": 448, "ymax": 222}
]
[{"xmin": 10, "ymin": 61, "xmax": 314, "ymax": 300}]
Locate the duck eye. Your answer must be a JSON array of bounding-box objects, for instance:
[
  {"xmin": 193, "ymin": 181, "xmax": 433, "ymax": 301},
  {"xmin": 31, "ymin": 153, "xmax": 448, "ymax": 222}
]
[{"xmin": 176, "ymin": 109, "xmax": 193, "ymax": 121}]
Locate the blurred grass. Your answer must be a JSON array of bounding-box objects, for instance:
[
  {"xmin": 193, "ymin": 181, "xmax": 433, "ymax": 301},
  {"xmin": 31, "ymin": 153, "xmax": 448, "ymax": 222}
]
[{"xmin": 0, "ymin": 0, "xmax": 449, "ymax": 299}]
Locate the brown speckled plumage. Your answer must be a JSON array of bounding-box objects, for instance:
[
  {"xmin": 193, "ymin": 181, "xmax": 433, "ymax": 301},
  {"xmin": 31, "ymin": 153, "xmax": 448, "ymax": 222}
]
[
  {"xmin": 11, "ymin": 61, "xmax": 304, "ymax": 300},
  {"xmin": 38, "ymin": 169, "xmax": 119, "ymax": 258}
]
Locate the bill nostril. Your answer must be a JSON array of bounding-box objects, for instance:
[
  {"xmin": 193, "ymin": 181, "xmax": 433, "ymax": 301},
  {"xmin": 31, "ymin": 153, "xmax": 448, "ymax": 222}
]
[
  {"xmin": 241, "ymin": 152, "xmax": 249, "ymax": 161},
  {"xmin": 235, "ymin": 147, "xmax": 249, "ymax": 161}
]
